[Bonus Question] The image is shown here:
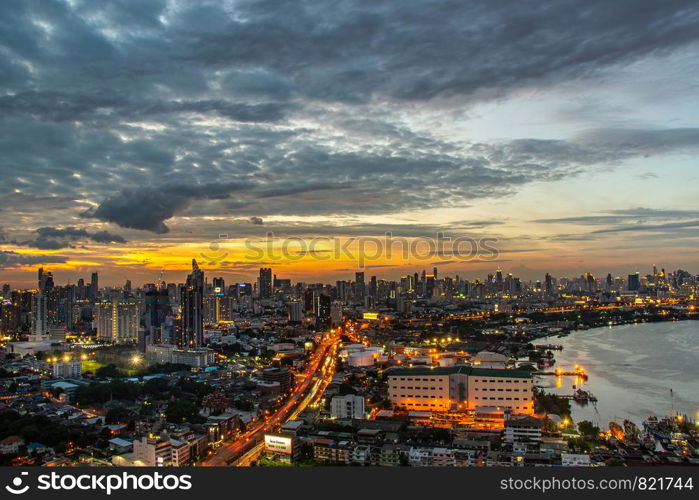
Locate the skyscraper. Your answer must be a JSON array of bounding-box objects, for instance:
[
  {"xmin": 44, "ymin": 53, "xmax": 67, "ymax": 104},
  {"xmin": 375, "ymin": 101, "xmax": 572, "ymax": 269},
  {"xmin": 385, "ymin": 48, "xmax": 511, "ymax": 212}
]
[
  {"xmin": 628, "ymin": 272, "xmax": 640, "ymax": 292},
  {"xmin": 354, "ymin": 272, "xmax": 365, "ymax": 302},
  {"xmin": 315, "ymin": 294, "xmax": 331, "ymax": 329},
  {"xmin": 258, "ymin": 267, "xmax": 273, "ymax": 299},
  {"xmin": 89, "ymin": 272, "xmax": 99, "ymax": 301},
  {"xmin": 30, "ymin": 292, "xmax": 48, "ymax": 341},
  {"xmin": 180, "ymin": 259, "xmax": 204, "ymax": 348},
  {"xmin": 30, "ymin": 268, "xmax": 49, "ymax": 341}
]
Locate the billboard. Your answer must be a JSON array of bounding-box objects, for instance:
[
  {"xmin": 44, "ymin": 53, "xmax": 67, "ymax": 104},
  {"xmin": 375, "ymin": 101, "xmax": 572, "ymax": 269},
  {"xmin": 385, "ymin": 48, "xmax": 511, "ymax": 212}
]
[
  {"xmin": 264, "ymin": 434, "xmax": 293, "ymax": 455},
  {"xmin": 362, "ymin": 312, "xmax": 379, "ymax": 320}
]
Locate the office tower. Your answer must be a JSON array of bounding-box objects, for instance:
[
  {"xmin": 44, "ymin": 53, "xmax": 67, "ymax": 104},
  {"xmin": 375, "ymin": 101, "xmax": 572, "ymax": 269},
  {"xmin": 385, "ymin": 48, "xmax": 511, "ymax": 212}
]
[
  {"xmin": 180, "ymin": 259, "xmax": 204, "ymax": 348},
  {"xmin": 369, "ymin": 276, "xmax": 378, "ymax": 301},
  {"xmin": 29, "ymin": 268, "xmax": 49, "ymax": 341},
  {"xmin": 258, "ymin": 267, "xmax": 273, "ymax": 299},
  {"xmin": 89, "ymin": 272, "xmax": 99, "ymax": 301},
  {"xmin": 30, "ymin": 292, "xmax": 48, "ymax": 341},
  {"xmin": 287, "ymin": 301, "xmax": 303, "ymax": 322},
  {"xmin": 212, "ymin": 277, "xmax": 225, "ymax": 294},
  {"xmin": 302, "ymin": 288, "xmax": 314, "ymax": 313},
  {"xmin": 433, "ymin": 266, "xmax": 438, "ymax": 280},
  {"xmin": 315, "ymin": 295, "xmax": 331, "ymax": 329},
  {"xmin": 627, "ymin": 272, "xmax": 640, "ymax": 291},
  {"xmin": 424, "ymin": 275, "xmax": 435, "ymax": 298},
  {"xmin": 354, "ymin": 272, "xmax": 365, "ymax": 302},
  {"xmin": 76, "ymin": 278, "xmax": 85, "ymax": 300},
  {"xmin": 544, "ymin": 273, "xmax": 553, "ymax": 296},
  {"xmin": 605, "ymin": 273, "xmax": 613, "ymax": 293},
  {"xmin": 336, "ymin": 280, "xmax": 347, "ymax": 300},
  {"xmin": 330, "ymin": 300, "xmax": 343, "ymax": 327},
  {"xmin": 145, "ymin": 288, "xmax": 170, "ymax": 337}
]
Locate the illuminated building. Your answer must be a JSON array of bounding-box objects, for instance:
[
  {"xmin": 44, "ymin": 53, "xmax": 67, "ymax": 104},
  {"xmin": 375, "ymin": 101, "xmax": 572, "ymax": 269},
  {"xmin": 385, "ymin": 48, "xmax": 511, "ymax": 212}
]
[
  {"xmin": 387, "ymin": 366, "xmax": 534, "ymax": 414},
  {"xmin": 330, "ymin": 300, "xmax": 343, "ymax": 326},
  {"xmin": 51, "ymin": 359, "xmax": 82, "ymax": 378},
  {"xmin": 180, "ymin": 259, "xmax": 204, "ymax": 348},
  {"xmin": 258, "ymin": 267, "xmax": 272, "ymax": 299},
  {"xmin": 95, "ymin": 300, "xmax": 140, "ymax": 342},
  {"xmin": 30, "ymin": 292, "xmax": 48, "ymax": 341},
  {"xmin": 315, "ymin": 294, "xmax": 331, "ymax": 328}
]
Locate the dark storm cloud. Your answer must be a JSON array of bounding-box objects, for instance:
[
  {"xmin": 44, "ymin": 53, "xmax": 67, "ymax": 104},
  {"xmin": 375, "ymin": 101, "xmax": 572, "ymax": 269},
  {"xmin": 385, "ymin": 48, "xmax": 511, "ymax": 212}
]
[
  {"xmin": 0, "ymin": 251, "xmax": 69, "ymax": 269},
  {"xmin": 173, "ymin": 0, "xmax": 699, "ymax": 102},
  {"xmin": 1, "ymin": 0, "xmax": 699, "ymax": 237},
  {"xmin": 0, "ymin": 91, "xmax": 291, "ymax": 124},
  {"xmin": 14, "ymin": 226, "xmax": 127, "ymax": 250},
  {"xmin": 84, "ymin": 182, "xmax": 254, "ymax": 233},
  {"xmin": 249, "ymin": 217, "xmax": 264, "ymax": 225}
]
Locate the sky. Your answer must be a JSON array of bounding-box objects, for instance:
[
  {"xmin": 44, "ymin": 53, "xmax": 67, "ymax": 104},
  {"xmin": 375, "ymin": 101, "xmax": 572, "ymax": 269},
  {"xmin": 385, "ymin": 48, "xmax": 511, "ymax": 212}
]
[{"xmin": 1, "ymin": 0, "xmax": 699, "ymax": 287}]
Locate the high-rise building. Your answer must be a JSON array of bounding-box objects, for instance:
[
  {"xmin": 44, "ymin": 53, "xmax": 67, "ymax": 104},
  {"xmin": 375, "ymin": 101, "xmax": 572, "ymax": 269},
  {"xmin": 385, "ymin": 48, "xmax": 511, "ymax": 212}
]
[
  {"xmin": 354, "ymin": 272, "xmax": 365, "ymax": 302},
  {"xmin": 180, "ymin": 259, "xmax": 204, "ymax": 348},
  {"xmin": 145, "ymin": 287, "xmax": 170, "ymax": 337},
  {"xmin": 287, "ymin": 301, "xmax": 303, "ymax": 322},
  {"xmin": 424, "ymin": 275, "xmax": 435, "ymax": 298},
  {"xmin": 89, "ymin": 272, "xmax": 99, "ymax": 301},
  {"xmin": 95, "ymin": 300, "xmax": 140, "ymax": 342},
  {"xmin": 330, "ymin": 300, "xmax": 343, "ymax": 327},
  {"xmin": 30, "ymin": 292, "xmax": 48, "ymax": 341},
  {"xmin": 627, "ymin": 272, "xmax": 640, "ymax": 292},
  {"xmin": 258, "ymin": 267, "xmax": 273, "ymax": 299},
  {"xmin": 315, "ymin": 294, "xmax": 331, "ymax": 329},
  {"xmin": 544, "ymin": 273, "xmax": 554, "ymax": 296},
  {"xmin": 212, "ymin": 277, "xmax": 225, "ymax": 294}
]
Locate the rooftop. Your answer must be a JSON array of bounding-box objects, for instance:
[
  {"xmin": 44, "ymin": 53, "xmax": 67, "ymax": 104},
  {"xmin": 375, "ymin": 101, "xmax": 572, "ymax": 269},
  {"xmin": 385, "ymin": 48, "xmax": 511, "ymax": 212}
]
[{"xmin": 386, "ymin": 365, "xmax": 532, "ymax": 379}]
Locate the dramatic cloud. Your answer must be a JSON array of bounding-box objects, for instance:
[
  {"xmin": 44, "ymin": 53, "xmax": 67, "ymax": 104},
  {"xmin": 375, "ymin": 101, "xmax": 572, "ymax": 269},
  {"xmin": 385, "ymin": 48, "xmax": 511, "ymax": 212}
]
[
  {"xmin": 1, "ymin": 0, "xmax": 698, "ymax": 281},
  {"xmin": 0, "ymin": 251, "xmax": 69, "ymax": 269},
  {"xmin": 84, "ymin": 183, "xmax": 253, "ymax": 233},
  {"xmin": 15, "ymin": 226, "xmax": 127, "ymax": 250}
]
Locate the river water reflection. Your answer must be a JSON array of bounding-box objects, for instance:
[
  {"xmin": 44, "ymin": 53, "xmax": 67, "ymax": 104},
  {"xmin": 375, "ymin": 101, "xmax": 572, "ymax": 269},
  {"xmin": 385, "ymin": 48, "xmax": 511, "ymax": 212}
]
[{"xmin": 534, "ymin": 320, "xmax": 699, "ymax": 427}]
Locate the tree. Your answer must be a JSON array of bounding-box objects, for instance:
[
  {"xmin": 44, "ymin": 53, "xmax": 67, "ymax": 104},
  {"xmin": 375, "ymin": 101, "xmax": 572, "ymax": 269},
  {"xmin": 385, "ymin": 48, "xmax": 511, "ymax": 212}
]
[
  {"xmin": 578, "ymin": 420, "xmax": 600, "ymax": 438},
  {"xmin": 202, "ymin": 392, "xmax": 230, "ymax": 415},
  {"xmin": 165, "ymin": 400, "xmax": 205, "ymax": 424},
  {"xmin": 105, "ymin": 406, "xmax": 137, "ymax": 425},
  {"xmin": 143, "ymin": 377, "xmax": 170, "ymax": 396},
  {"xmin": 95, "ymin": 364, "xmax": 124, "ymax": 379}
]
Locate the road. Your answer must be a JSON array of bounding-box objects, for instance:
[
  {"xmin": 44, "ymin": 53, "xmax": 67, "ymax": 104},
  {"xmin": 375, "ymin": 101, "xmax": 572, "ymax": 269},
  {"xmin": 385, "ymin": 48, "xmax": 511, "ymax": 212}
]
[{"xmin": 202, "ymin": 333, "xmax": 340, "ymax": 466}]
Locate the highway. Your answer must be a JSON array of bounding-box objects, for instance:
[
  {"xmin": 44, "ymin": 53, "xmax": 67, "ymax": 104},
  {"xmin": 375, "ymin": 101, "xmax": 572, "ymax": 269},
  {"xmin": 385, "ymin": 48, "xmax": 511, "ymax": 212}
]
[{"xmin": 202, "ymin": 332, "xmax": 340, "ymax": 466}]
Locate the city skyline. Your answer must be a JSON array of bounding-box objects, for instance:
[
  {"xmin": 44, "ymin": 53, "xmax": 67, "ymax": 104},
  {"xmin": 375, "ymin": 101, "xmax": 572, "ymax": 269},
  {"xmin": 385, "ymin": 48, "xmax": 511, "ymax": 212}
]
[
  {"xmin": 1, "ymin": 261, "xmax": 685, "ymax": 291},
  {"xmin": 2, "ymin": 2, "xmax": 699, "ymax": 285}
]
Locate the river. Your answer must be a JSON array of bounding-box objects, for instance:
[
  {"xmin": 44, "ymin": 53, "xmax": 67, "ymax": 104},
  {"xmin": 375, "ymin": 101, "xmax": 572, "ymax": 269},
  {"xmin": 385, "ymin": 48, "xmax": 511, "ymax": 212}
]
[{"xmin": 534, "ymin": 320, "xmax": 699, "ymax": 427}]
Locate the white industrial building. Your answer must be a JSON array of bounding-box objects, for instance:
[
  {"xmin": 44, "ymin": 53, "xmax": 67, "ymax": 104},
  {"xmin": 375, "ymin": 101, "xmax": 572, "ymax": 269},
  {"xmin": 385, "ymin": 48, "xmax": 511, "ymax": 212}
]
[{"xmin": 387, "ymin": 365, "xmax": 534, "ymax": 414}]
